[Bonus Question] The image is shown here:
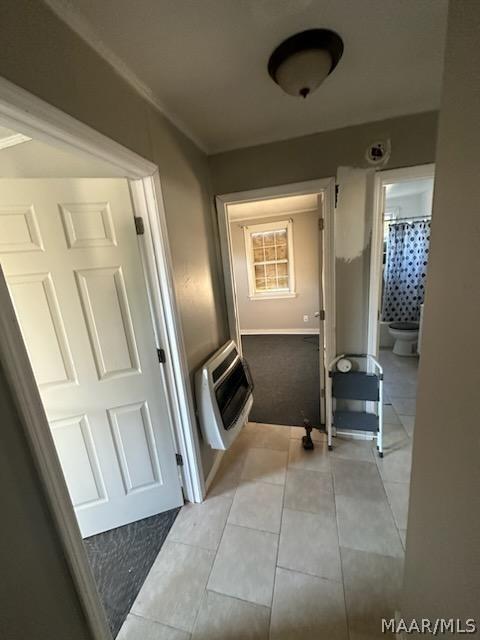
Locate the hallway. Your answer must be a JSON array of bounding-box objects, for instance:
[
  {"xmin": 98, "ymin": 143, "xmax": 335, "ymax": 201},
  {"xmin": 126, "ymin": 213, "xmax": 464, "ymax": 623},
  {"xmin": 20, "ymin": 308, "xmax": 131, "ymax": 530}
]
[{"xmin": 118, "ymin": 351, "xmax": 416, "ymax": 639}]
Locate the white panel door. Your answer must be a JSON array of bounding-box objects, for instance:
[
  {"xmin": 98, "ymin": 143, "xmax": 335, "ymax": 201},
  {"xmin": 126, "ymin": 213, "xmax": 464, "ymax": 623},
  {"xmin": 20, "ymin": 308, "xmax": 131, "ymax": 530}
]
[{"xmin": 0, "ymin": 178, "xmax": 183, "ymax": 537}]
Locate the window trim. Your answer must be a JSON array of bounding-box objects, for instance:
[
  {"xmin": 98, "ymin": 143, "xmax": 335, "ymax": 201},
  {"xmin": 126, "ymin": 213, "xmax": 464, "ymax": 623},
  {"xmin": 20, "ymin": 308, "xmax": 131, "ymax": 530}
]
[{"xmin": 243, "ymin": 219, "xmax": 296, "ymax": 300}]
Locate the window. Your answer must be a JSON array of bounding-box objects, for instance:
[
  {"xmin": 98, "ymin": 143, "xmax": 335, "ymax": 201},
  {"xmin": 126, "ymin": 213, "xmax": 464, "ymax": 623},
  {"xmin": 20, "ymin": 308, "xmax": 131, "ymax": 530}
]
[{"xmin": 243, "ymin": 220, "xmax": 296, "ymax": 299}]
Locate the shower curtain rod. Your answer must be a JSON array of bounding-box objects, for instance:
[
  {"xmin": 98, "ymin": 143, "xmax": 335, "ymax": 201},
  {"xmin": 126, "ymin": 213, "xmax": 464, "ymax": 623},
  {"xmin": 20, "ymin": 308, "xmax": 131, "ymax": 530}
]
[{"xmin": 388, "ymin": 215, "xmax": 431, "ymax": 223}]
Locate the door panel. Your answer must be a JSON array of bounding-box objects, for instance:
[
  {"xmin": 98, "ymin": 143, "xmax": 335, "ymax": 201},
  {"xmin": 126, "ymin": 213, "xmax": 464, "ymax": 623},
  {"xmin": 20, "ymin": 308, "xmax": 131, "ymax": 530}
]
[{"xmin": 0, "ymin": 178, "xmax": 183, "ymax": 537}]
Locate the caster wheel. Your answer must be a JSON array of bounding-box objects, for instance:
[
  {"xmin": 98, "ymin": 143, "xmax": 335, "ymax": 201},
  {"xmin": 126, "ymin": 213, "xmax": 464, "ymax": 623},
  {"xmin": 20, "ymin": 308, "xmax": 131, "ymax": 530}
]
[
  {"xmin": 328, "ymin": 444, "xmax": 333, "ymax": 451},
  {"xmin": 379, "ymin": 451, "xmax": 384, "ymax": 458}
]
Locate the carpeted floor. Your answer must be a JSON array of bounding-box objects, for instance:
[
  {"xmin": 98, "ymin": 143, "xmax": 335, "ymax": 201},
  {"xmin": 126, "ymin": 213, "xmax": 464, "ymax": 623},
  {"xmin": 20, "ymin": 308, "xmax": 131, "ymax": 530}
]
[
  {"xmin": 241, "ymin": 334, "xmax": 321, "ymax": 427},
  {"xmin": 84, "ymin": 508, "xmax": 180, "ymax": 637}
]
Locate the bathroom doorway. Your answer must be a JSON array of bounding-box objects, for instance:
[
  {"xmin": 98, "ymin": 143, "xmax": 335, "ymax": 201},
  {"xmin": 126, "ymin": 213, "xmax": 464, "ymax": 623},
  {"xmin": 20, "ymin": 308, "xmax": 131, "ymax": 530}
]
[{"xmin": 365, "ymin": 164, "xmax": 435, "ymax": 546}]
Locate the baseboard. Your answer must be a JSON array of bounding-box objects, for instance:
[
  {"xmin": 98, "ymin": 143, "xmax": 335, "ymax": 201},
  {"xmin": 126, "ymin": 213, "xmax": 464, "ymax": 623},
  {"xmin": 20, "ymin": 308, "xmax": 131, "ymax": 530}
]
[
  {"xmin": 204, "ymin": 450, "xmax": 224, "ymax": 493},
  {"xmin": 240, "ymin": 328, "xmax": 320, "ymax": 335}
]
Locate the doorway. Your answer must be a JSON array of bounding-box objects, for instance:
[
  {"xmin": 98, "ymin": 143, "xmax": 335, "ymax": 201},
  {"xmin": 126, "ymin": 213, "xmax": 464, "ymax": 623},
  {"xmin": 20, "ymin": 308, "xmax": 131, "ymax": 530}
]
[
  {"xmin": 217, "ymin": 179, "xmax": 335, "ymax": 432},
  {"xmin": 367, "ymin": 164, "xmax": 435, "ymax": 546},
  {"xmin": 0, "ymin": 83, "xmax": 202, "ymax": 638}
]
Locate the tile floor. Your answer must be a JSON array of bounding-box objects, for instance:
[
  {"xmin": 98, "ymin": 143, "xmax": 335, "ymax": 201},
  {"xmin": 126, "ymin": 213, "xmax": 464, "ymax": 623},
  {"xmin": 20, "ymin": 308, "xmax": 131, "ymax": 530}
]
[{"xmin": 118, "ymin": 349, "xmax": 417, "ymax": 640}]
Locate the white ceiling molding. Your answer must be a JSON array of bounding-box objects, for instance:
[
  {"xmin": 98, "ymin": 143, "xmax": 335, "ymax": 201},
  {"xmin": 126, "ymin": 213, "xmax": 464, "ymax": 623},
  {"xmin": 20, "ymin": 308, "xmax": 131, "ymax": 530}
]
[
  {"xmin": 44, "ymin": 0, "xmax": 208, "ymax": 153},
  {"xmin": 0, "ymin": 132, "xmax": 31, "ymax": 150}
]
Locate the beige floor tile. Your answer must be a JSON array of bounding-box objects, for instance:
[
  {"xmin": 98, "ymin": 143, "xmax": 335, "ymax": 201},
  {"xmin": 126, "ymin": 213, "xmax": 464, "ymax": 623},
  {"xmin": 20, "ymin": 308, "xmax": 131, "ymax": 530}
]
[
  {"xmin": 290, "ymin": 426, "xmax": 326, "ymax": 442},
  {"xmin": 341, "ymin": 547, "xmax": 404, "ymax": 638},
  {"xmin": 238, "ymin": 422, "xmax": 290, "ymax": 451},
  {"xmin": 385, "ymin": 381, "xmax": 417, "ymax": 399},
  {"xmin": 383, "ymin": 481, "xmax": 409, "ymax": 530},
  {"xmin": 117, "ymin": 614, "xmax": 189, "ymax": 640},
  {"xmin": 336, "ymin": 495, "xmax": 404, "ymax": 558},
  {"xmin": 330, "ymin": 436, "xmax": 375, "ymax": 462},
  {"xmin": 207, "ymin": 523, "xmax": 278, "ymax": 606},
  {"xmin": 382, "ymin": 405, "xmax": 401, "ymax": 425},
  {"xmin": 228, "ymin": 480, "xmax": 283, "ymax": 533},
  {"xmin": 168, "ymin": 495, "xmax": 231, "ymax": 551},
  {"xmin": 284, "ymin": 468, "xmax": 334, "ymax": 514},
  {"xmin": 241, "ymin": 447, "xmax": 287, "ymax": 486},
  {"xmin": 278, "ymin": 508, "xmax": 342, "ymax": 581},
  {"xmin": 391, "ymin": 398, "xmax": 417, "ymax": 416},
  {"xmin": 378, "ymin": 422, "xmax": 409, "ymax": 449},
  {"xmin": 376, "ymin": 442, "xmax": 412, "ymax": 484},
  {"xmin": 398, "ymin": 414, "xmax": 415, "ymax": 436},
  {"xmin": 132, "ymin": 541, "xmax": 214, "ymax": 632},
  {"xmin": 270, "ymin": 567, "xmax": 348, "ymax": 640},
  {"xmin": 332, "ymin": 458, "xmax": 385, "ymax": 501},
  {"xmin": 192, "ymin": 590, "xmax": 270, "ymax": 640},
  {"xmin": 208, "ymin": 449, "xmax": 246, "ymax": 499},
  {"xmin": 288, "ymin": 438, "xmax": 331, "ymax": 473}
]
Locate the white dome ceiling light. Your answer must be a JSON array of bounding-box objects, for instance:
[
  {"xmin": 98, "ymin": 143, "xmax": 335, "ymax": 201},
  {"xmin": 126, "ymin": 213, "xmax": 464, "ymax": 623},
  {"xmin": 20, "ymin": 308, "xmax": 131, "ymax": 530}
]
[{"xmin": 268, "ymin": 29, "xmax": 344, "ymax": 99}]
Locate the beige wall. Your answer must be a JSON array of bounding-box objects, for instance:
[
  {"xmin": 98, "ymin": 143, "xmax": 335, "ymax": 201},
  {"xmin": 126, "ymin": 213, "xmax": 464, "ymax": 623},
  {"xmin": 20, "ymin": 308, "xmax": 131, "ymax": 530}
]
[
  {"xmin": 231, "ymin": 210, "xmax": 321, "ymax": 332},
  {"xmin": 0, "ymin": 0, "xmax": 228, "ymax": 477},
  {"xmin": 210, "ymin": 113, "xmax": 438, "ymax": 354},
  {"xmin": 0, "ymin": 361, "xmax": 92, "ymax": 640},
  {"xmin": 401, "ymin": 0, "xmax": 480, "ymax": 626}
]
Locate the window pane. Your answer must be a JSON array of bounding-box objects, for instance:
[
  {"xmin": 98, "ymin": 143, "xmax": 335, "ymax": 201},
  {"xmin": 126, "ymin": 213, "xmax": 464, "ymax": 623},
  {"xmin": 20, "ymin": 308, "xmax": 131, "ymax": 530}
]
[
  {"xmin": 265, "ymin": 264, "xmax": 276, "ymax": 278},
  {"xmin": 255, "ymin": 277, "xmax": 266, "ymax": 291},
  {"xmin": 254, "ymin": 264, "xmax": 265, "ymax": 279},
  {"xmin": 266, "ymin": 276, "xmax": 278, "ymax": 289},
  {"xmin": 252, "ymin": 234, "xmax": 263, "ymax": 249},
  {"xmin": 253, "ymin": 247, "xmax": 264, "ymax": 262},
  {"xmin": 265, "ymin": 246, "xmax": 276, "ymax": 261},
  {"xmin": 275, "ymin": 230, "xmax": 287, "ymax": 245},
  {"xmin": 277, "ymin": 263, "xmax": 288, "ymax": 277},
  {"xmin": 276, "ymin": 244, "xmax": 288, "ymax": 260},
  {"xmin": 263, "ymin": 232, "xmax": 275, "ymax": 246},
  {"xmin": 277, "ymin": 276, "xmax": 289, "ymax": 288}
]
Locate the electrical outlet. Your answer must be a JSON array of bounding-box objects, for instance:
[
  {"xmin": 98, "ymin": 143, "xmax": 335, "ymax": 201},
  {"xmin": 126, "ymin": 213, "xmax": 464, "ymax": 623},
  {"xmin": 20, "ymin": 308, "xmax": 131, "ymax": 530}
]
[{"xmin": 303, "ymin": 315, "xmax": 309, "ymax": 322}]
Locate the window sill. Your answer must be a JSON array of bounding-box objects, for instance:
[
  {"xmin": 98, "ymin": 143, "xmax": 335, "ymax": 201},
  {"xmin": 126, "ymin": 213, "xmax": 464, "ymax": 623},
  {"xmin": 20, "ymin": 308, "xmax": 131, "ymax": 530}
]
[{"xmin": 248, "ymin": 292, "xmax": 297, "ymax": 301}]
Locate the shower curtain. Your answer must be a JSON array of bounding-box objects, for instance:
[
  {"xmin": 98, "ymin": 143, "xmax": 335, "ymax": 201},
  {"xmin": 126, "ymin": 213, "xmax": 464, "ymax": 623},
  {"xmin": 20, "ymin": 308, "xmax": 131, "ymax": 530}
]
[{"xmin": 382, "ymin": 220, "xmax": 431, "ymax": 322}]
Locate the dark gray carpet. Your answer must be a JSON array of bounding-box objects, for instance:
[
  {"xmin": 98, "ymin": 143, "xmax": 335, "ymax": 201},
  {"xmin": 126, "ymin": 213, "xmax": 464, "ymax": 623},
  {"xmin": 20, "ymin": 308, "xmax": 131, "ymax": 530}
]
[
  {"xmin": 242, "ymin": 334, "xmax": 321, "ymax": 427},
  {"xmin": 84, "ymin": 508, "xmax": 180, "ymax": 637}
]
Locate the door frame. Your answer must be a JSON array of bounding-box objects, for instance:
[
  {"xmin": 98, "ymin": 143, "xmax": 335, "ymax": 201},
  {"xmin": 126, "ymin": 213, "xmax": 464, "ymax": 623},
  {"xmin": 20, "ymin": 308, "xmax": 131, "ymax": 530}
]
[
  {"xmin": 216, "ymin": 178, "xmax": 336, "ymax": 425},
  {"xmin": 367, "ymin": 163, "xmax": 435, "ymax": 361},
  {"xmin": 0, "ymin": 76, "xmax": 204, "ymax": 640}
]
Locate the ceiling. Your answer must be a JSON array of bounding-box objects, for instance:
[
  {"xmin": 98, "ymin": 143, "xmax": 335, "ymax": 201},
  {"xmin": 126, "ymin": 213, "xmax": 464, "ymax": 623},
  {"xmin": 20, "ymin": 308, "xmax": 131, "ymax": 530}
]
[
  {"xmin": 46, "ymin": 0, "xmax": 448, "ymax": 154},
  {"xmin": 0, "ymin": 124, "xmax": 122, "ymax": 178},
  {"xmin": 386, "ymin": 178, "xmax": 434, "ymax": 199},
  {"xmin": 229, "ymin": 193, "xmax": 318, "ymax": 221}
]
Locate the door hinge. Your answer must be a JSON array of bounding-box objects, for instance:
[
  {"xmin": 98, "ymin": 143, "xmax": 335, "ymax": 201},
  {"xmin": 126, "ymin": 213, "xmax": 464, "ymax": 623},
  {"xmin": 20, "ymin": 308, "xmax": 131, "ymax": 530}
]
[
  {"xmin": 335, "ymin": 184, "xmax": 339, "ymax": 208},
  {"xmin": 176, "ymin": 453, "xmax": 183, "ymax": 466},
  {"xmin": 157, "ymin": 348, "xmax": 166, "ymax": 364},
  {"xmin": 134, "ymin": 216, "xmax": 145, "ymax": 235},
  {"xmin": 318, "ymin": 218, "xmax": 324, "ymax": 231},
  {"xmin": 319, "ymin": 309, "xmax": 326, "ymax": 321}
]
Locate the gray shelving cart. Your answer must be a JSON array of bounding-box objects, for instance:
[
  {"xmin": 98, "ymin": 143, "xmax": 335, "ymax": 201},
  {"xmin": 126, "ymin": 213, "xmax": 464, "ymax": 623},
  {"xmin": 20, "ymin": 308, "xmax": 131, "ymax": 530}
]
[{"xmin": 326, "ymin": 353, "xmax": 384, "ymax": 457}]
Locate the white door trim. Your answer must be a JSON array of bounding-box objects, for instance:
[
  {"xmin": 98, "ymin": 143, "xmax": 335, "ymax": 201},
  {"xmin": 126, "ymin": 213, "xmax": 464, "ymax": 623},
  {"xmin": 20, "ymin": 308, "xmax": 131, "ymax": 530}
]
[
  {"xmin": 0, "ymin": 76, "xmax": 203, "ymax": 640},
  {"xmin": 367, "ymin": 164, "xmax": 435, "ymax": 361},
  {"xmin": 216, "ymin": 178, "xmax": 336, "ymax": 425}
]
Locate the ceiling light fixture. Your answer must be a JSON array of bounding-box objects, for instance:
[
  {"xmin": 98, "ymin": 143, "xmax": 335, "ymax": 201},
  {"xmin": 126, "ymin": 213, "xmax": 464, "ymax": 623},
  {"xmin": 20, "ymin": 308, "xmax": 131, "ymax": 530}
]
[{"xmin": 268, "ymin": 29, "xmax": 344, "ymax": 99}]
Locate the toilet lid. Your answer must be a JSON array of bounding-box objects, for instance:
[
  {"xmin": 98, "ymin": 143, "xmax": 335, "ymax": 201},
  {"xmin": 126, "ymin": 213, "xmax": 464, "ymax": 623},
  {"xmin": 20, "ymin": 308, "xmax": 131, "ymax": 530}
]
[{"xmin": 389, "ymin": 322, "xmax": 419, "ymax": 330}]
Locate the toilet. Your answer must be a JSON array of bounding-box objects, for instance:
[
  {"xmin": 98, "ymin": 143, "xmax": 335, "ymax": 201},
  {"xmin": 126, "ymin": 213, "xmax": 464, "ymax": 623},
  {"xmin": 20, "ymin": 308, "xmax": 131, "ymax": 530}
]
[{"xmin": 388, "ymin": 322, "xmax": 419, "ymax": 356}]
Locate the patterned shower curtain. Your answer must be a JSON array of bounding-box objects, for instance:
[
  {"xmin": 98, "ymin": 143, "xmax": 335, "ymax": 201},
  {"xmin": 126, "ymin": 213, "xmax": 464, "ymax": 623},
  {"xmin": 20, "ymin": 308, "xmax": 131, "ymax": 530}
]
[{"xmin": 382, "ymin": 220, "xmax": 431, "ymax": 322}]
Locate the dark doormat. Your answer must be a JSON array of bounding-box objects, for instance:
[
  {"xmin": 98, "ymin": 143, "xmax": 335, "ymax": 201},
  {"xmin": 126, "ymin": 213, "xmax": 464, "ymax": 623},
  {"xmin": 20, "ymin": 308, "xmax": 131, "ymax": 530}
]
[
  {"xmin": 242, "ymin": 334, "xmax": 321, "ymax": 427},
  {"xmin": 84, "ymin": 508, "xmax": 180, "ymax": 637}
]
